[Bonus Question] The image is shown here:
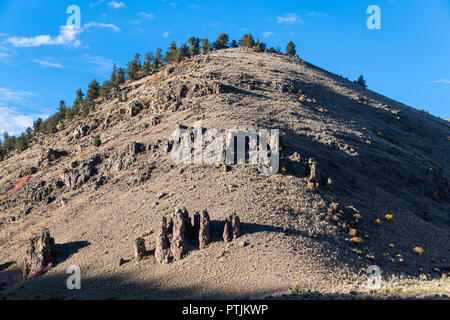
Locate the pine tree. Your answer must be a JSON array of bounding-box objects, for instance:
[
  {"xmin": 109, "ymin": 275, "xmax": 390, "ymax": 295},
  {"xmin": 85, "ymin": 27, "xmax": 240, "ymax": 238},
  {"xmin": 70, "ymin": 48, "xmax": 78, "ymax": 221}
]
[
  {"xmin": 86, "ymin": 79, "xmax": 100, "ymax": 111},
  {"xmin": 356, "ymin": 75, "xmax": 367, "ymax": 88},
  {"xmin": 231, "ymin": 40, "xmax": 238, "ymax": 48},
  {"xmin": 33, "ymin": 118, "xmax": 43, "ymax": 133},
  {"xmin": 153, "ymin": 48, "xmax": 162, "ymax": 71},
  {"xmin": 165, "ymin": 42, "xmax": 178, "ymax": 64},
  {"xmin": 188, "ymin": 37, "xmax": 201, "ymax": 56},
  {"xmin": 255, "ymin": 38, "xmax": 266, "ymax": 52},
  {"xmin": 201, "ymin": 38, "xmax": 213, "ymax": 54},
  {"xmin": 142, "ymin": 51, "xmax": 153, "ymax": 74},
  {"xmin": 239, "ymin": 34, "xmax": 256, "ymax": 48},
  {"xmin": 72, "ymin": 88, "xmax": 84, "ymax": 117},
  {"xmin": 116, "ymin": 67, "xmax": 126, "ymax": 87},
  {"xmin": 177, "ymin": 42, "xmax": 189, "ymax": 62},
  {"xmin": 58, "ymin": 100, "xmax": 67, "ymax": 120},
  {"xmin": 110, "ymin": 64, "xmax": 118, "ymax": 85},
  {"xmin": 286, "ymin": 41, "xmax": 296, "ymax": 56},
  {"xmin": 99, "ymin": 80, "xmax": 112, "ymax": 99},
  {"xmin": 16, "ymin": 133, "xmax": 29, "ymax": 152},
  {"xmin": 127, "ymin": 53, "xmax": 141, "ymax": 80},
  {"xmin": 213, "ymin": 33, "xmax": 229, "ymax": 50}
]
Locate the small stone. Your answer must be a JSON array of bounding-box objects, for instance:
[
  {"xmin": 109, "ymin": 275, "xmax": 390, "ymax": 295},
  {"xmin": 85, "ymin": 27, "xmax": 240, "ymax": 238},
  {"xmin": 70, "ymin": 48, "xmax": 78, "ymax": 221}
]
[
  {"xmin": 156, "ymin": 192, "xmax": 166, "ymax": 200},
  {"xmin": 238, "ymin": 240, "xmax": 248, "ymax": 248}
]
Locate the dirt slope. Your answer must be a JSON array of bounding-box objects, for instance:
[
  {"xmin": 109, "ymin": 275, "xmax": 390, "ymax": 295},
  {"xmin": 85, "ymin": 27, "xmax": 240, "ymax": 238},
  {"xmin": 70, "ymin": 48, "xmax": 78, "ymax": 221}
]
[{"xmin": 0, "ymin": 48, "xmax": 449, "ymax": 299}]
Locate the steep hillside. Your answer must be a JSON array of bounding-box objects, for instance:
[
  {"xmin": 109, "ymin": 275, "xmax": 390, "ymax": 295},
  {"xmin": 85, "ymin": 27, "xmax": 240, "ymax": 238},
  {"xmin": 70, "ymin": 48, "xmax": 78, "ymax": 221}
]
[{"xmin": 0, "ymin": 48, "xmax": 449, "ymax": 299}]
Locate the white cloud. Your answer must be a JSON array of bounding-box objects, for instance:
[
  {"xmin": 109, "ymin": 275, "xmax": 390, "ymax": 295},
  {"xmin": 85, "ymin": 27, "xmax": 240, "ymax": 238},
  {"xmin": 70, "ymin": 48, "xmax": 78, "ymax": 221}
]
[
  {"xmin": 163, "ymin": 31, "xmax": 171, "ymax": 38},
  {"xmin": 6, "ymin": 25, "xmax": 82, "ymax": 48},
  {"xmin": 263, "ymin": 31, "xmax": 274, "ymax": 38},
  {"xmin": 277, "ymin": 13, "xmax": 303, "ymax": 25},
  {"xmin": 132, "ymin": 12, "xmax": 155, "ymax": 24},
  {"xmin": 108, "ymin": 1, "xmax": 126, "ymax": 9},
  {"xmin": 84, "ymin": 22, "xmax": 121, "ymax": 32},
  {"xmin": 0, "ymin": 88, "xmax": 49, "ymax": 135},
  {"xmin": 169, "ymin": 2, "xmax": 177, "ymax": 8},
  {"xmin": 33, "ymin": 59, "xmax": 65, "ymax": 68},
  {"xmin": 5, "ymin": 22, "xmax": 120, "ymax": 48},
  {"xmin": 429, "ymin": 78, "xmax": 450, "ymax": 84}
]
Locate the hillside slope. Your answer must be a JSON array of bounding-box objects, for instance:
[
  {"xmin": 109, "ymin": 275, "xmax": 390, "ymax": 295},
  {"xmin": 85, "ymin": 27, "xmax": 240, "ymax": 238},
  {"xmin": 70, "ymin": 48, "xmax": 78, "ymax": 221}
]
[{"xmin": 0, "ymin": 48, "xmax": 449, "ymax": 299}]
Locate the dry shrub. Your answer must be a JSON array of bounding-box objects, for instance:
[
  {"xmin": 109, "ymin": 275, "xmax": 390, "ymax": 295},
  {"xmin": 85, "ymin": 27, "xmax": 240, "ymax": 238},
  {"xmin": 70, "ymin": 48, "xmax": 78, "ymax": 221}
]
[{"xmin": 413, "ymin": 247, "xmax": 424, "ymax": 255}]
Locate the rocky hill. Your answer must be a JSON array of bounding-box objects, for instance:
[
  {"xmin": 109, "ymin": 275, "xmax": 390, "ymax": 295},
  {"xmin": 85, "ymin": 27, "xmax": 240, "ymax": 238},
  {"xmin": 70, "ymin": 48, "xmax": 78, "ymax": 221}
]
[{"xmin": 0, "ymin": 48, "xmax": 449, "ymax": 299}]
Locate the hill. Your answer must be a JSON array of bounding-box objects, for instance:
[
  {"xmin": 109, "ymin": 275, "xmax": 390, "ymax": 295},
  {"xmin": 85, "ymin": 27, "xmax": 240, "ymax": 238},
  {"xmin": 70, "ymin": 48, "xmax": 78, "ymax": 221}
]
[{"xmin": 0, "ymin": 48, "xmax": 449, "ymax": 299}]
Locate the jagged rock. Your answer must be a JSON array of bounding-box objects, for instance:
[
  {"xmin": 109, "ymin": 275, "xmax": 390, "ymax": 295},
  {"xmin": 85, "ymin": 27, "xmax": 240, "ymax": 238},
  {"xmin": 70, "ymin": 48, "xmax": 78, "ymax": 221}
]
[
  {"xmin": 73, "ymin": 125, "xmax": 90, "ymax": 139},
  {"xmin": 223, "ymin": 213, "xmax": 241, "ymax": 242},
  {"xmin": 38, "ymin": 148, "xmax": 66, "ymax": 166},
  {"xmin": 170, "ymin": 208, "xmax": 189, "ymax": 260},
  {"xmin": 198, "ymin": 210, "xmax": 211, "ymax": 249},
  {"xmin": 128, "ymin": 142, "xmax": 145, "ymax": 156},
  {"xmin": 129, "ymin": 101, "xmax": 143, "ymax": 117},
  {"xmin": 134, "ymin": 237, "xmax": 146, "ymax": 261},
  {"xmin": 22, "ymin": 231, "xmax": 55, "ymax": 279},
  {"xmin": 177, "ymin": 84, "xmax": 189, "ymax": 99},
  {"xmin": 155, "ymin": 217, "xmax": 171, "ymax": 264}
]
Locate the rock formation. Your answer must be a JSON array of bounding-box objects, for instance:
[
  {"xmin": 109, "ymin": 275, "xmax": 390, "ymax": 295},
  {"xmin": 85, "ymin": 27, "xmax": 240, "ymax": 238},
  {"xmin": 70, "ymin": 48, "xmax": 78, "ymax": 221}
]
[{"xmin": 22, "ymin": 230, "xmax": 56, "ymax": 279}]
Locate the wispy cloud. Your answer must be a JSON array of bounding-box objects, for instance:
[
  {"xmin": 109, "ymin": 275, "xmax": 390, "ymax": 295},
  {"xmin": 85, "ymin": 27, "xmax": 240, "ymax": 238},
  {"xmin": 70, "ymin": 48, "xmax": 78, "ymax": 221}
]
[
  {"xmin": 263, "ymin": 31, "xmax": 274, "ymax": 38},
  {"xmin": 90, "ymin": 0, "xmax": 106, "ymax": 7},
  {"xmin": 84, "ymin": 22, "xmax": 121, "ymax": 32},
  {"xmin": 5, "ymin": 22, "xmax": 120, "ymax": 48},
  {"xmin": 132, "ymin": 12, "xmax": 155, "ymax": 24},
  {"xmin": 277, "ymin": 13, "xmax": 303, "ymax": 25},
  {"xmin": 308, "ymin": 11, "xmax": 328, "ymax": 17},
  {"xmin": 0, "ymin": 48, "xmax": 14, "ymax": 64},
  {"xmin": 108, "ymin": 1, "xmax": 126, "ymax": 9},
  {"xmin": 428, "ymin": 78, "xmax": 450, "ymax": 84},
  {"xmin": 0, "ymin": 88, "xmax": 49, "ymax": 135},
  {"xmin": 33, "ymin": 58, "xmax": 65, "ymax": 68},
  {"xmin": 82, "ymin": 54, "xmax": 116, "ymax": 78},
  {"xmin": 163, "ymin": 31, "xmax": 171, "ymax": 38}
]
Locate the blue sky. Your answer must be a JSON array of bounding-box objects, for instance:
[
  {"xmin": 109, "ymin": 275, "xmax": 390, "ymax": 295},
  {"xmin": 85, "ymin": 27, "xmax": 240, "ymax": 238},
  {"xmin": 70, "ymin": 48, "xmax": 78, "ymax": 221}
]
[{"xmin": 0, "ymin": 0, "xmax": 449, "ymax": 135}]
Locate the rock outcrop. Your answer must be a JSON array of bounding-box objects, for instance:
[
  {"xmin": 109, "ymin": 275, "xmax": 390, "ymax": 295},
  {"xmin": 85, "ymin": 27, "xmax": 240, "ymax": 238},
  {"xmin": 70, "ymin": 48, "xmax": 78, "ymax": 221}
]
[{"xmin": 22, "ymin": 231, "xmax": 56, "ymax": 279}]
